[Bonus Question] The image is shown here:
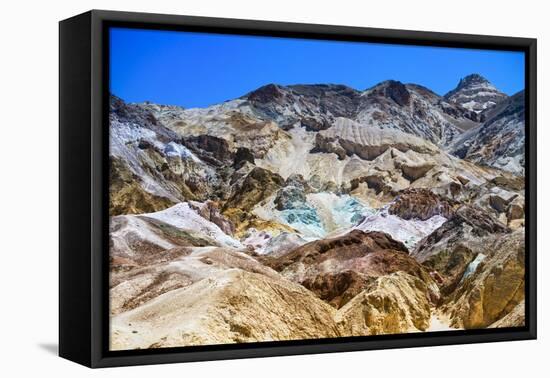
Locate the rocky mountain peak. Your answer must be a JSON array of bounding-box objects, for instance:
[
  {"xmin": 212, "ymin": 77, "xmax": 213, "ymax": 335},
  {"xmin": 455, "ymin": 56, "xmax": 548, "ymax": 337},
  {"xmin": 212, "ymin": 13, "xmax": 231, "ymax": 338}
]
[
  {"xmin": 384, "ymin": 80, "xmax": 411, "ymax": 106},
  {"xmin": 444, "ymin": 73, "xmax": 507, "ymax": 113},
  {"xmin": 246, "ymin": 83, "xmax": 286, "ymax": 104},
  {"xmin": 457, "ymin": 73, "xmax": 490, "ymax": 88},
  {"xmin": 366, "ymin": 80, "xmax": 411, "ymax": 107}
]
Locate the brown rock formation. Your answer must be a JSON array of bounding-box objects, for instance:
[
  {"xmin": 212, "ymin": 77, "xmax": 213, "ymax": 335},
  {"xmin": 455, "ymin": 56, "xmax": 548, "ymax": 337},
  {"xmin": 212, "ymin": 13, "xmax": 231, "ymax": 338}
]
[
  {"xmin": 110, "ymin": 245, "xmax": 282, "ymax": 316},
  {"xmin": 489, "ymin": 300, "xmax": 525, "ymax": 328},
  {"xmin": 301, "ymin": 271, "xmax": 374, "ymax": 308},
  {"xmin": 400, "ymin": 163, "xmax": 435, "ymax": 182},
  {"xmin": 267, "ymin": 229, "xmax": 408, "ymax": 271},
  {"xmin": 413, "ymin": 205, "xmax": 509, "ymax": 262},
  {"xmin": 421, "ymin": 245, "xmax": 476, "ymax": 297},
  {"xmin": 442, "ymin": 230, "xmax": 525, "ymax": 328},
  {"xmin": 109, "ymin": 157, "xmax": 175, "ymax": 216},
  {"xmin": 109, "ymin": 215, "xmax": 216, "ymax": 265},
  {"xmin": 491, "ymin": 175, "xmax": 525, "ymax": 191},
  {"xmin": 265, "ymin": 230, "xmax": 439, "ymax": 307},
  {"xmin": 388, "ymin": 188, "xmax": 455, "ymax": 220},
  {"xmin": 335, "ymin": 272, "xmax": 432, "ymax": 335},
  {"xmin": 223, "ymin": 167, "xmax": 285, "ymax": 213},
  {"xmin": 453, "ymin": 205, "xmax": 510, "ymax": 235},
  {"xmin": 109, "ymin": 181, "xmax": 175, "ymax": 216},
  {"xmin": 183, "ymin": 134, "xmax": 233, "ymax": 166},
  {"xmin": 189, "ymin": 200, "xmax": 235, "ymax": 235},
  {"xmin": 110, "ymin": 270, "xmax": 341, "ymax": 350}
]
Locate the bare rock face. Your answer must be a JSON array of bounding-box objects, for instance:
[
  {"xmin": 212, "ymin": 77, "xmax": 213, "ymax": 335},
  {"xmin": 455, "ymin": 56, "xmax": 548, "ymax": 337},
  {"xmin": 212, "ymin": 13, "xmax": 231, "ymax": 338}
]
[
  {"xmin": 233, "ymin": 147, "xmax": 255, "ymax": 169},
  {"xmin": 274, "ymin": 185, "xmax": 307, "ymax": 211},
  {"xmin": 189, "ymin": 200, "xmax": 235, "ymax": 235},
  {"xmin": 110, "ymin": 259, "xmax": 193, "ymax": 317},
  {"xmin": 247, "ymin": 83, "xmax": 286, "ymax": 104},
  {"xmin": 110, "ymin": 243, "xmax": 281, "ymax": 315},
  {"xmin": 388, "ymin": 188, "xmax": 455, "ymax": 220},
  {"xmin": 310, "ymin": 133, "xmax": 348, "ymax": 160},
  {"xmin": 335, "ymin": 272, "xmax": 432, "ymax": 335},
  {"xmin": 420, "ymin": 244, "xmax": 476, "ymax": 297},
  {"xmin": 109, "ymin": 157, "xmax": 176, "ymax": 216},
  {"xmin": 109, "ymin": 215, "xmax": 214, "ymax": 263},
  {"xmin": 312, "ymin": 117, "xmax": 438, "ymax": 162},
  {"xmin": 350, "ymin": 174, "xmax": 394, "ymax": 196},
  {"xmin": 458, "ymin": 179, "xmax": 525, "ymax": 228},
  {"xmin": 412, "ymin": 206, "xmax": 509, "ymax": 255},
  {"xmin": 183, "ymin": 135, "xmax": 234, "ymax": 166},
  {"xmin": 491, "ymin": 175, "xmax": 525, "ymax": 191},
  {"xmin": 444, "ymin": 74, "xmax": 507, "ymax": 113},
  {"xmin": 222, "ymin": 166, "xmax": 289, "ymax": 235},
  {"xmin": 301, "ymin": 270, "xmax": 374, "ymax": 308},
  {"xmin": 477, "ymin": 187, "xmax": 525, "ymax": 228},
  {"xmin": 110, "ymin": 270, "xmax": 341, "ymax": 350},
  {"xmin": 453, "ymin": 205, "xmax": 510, "ymax": 235},
  {"xmin": 224, "ymin": 167, "xmax": 285, "ymax": 213},
  {"xmin": 110, "ymin": 178, "xmax": 175, "ymax": 217},
  {"xmin": 260, "ymin": 232, "xmax": 309, "ymax": 257},
  {"xmin": 265, "ymin": 230, "xmax": 439, "ymax": 307},
  {"xmin": 246, "ymin": 83, "xmax": 362, "ymax": 128},
  {"xmin": 300, "ymin": 116, "xmax": 332, "ymax": 132},
  {"xmin": 442, "ymin": 230, "xmax": 525, "ymax": 329},
  {"xmin": 110, "ymin": 96, "xmax": 236, "ymax": 214},
  {"xmin": 244, "ymin": 80, "xmax": 479, "ymax": 149},
  {"xmin": 399, "ymin": 163, "xmax": 435, "ymax": 182},
  {"xmin": 268, "ymin": 229, "xmax": 408, "ymax": 270},
  {"xmin": 358, "ymin": 81, "xmax": 471, "ymax": 146},
  {"xmin": 380, "ymin": 80, "xmax": 411, "ymax": 107},
  {"xmin": 413, "ymin": 204, "xmax": 512, "ymax": 300},
  {"xmin": 110, "ymin": 95, "xmax": 174, "ymax": 141},
  {"xmin": 507, "ymin": 201, "xmax": 525, "ymax": 221},
  {"xmin": 489, "ymin": 300, "xmax": 525, "ymax": 328},
  {"xmin": 450, "ymin": 91, "xmax": 524, "ymax": 174}
]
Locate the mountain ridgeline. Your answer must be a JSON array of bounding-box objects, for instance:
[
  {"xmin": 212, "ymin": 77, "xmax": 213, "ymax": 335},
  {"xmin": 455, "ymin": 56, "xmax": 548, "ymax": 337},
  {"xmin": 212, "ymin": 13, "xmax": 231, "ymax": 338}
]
[{"xmin": 108, "ymin": 73, "xmax": 526, "ymax": 350}]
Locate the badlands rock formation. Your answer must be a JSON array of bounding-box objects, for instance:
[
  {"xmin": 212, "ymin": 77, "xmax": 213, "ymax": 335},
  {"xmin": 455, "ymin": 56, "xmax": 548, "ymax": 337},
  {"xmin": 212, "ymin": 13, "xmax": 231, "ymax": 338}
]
[
  {"xmin": 441, "ymin": 230, "xmax": 525, "ymax": 328},
  {"xmin": 450, "ymin": 91, "xmax": 525, "ymax": 174},
  {"xmin": 108, "ymin": 73, "xmax": 526, "ymax": 349},
  {"xmin": 111, "ymin": 270, "xmax": 342, "ymax": 349},
  {"xmin": 263, "ymin": 230, "xmax": 439, "ymax": 308},
  {"xmin": 336, "ymin": 272, "xmax": 433, "ymax": 335}
]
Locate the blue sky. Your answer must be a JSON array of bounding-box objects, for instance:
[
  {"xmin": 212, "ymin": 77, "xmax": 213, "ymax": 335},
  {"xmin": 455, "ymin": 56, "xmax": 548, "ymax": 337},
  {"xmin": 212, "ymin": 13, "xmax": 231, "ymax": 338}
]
[{"xmin": 110, "ymin": 27, "xmax": 525, "ymax": 109}]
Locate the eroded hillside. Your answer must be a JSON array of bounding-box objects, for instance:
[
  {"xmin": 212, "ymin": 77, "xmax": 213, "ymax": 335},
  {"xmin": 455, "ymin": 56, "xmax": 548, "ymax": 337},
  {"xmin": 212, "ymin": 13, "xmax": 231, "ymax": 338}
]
[{"xmin": 108, "ymin": 74, "xmax": 526, "ymax": 350}]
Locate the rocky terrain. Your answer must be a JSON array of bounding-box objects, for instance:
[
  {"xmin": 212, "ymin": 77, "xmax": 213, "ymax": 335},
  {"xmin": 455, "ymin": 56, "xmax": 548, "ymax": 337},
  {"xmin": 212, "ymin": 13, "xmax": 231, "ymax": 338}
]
[
  {"xmin": 109, "ymin": 73, "xmax": 526, "ymax": 350},
  {"xmin": 450, "ymin": 91, "xmax": 525, "ymax": 174}
]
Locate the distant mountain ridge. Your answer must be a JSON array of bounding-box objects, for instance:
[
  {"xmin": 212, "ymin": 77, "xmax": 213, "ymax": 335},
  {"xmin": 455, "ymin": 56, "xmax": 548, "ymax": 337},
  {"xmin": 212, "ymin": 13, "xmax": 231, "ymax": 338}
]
[
  {"xmin": 241, "ymin": 79, "xmax": 481, "ymax": 146},
  {"xmin": 113, "ymin": 73, "xmax": 524, "ymax": 192}
]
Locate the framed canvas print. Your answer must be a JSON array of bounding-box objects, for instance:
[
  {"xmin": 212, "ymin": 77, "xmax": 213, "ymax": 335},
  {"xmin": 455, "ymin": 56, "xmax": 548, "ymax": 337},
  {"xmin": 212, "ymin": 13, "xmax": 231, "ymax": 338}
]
[{"xmin": 59, "ymin": 10, "xmax": 537, "ymax": 368}]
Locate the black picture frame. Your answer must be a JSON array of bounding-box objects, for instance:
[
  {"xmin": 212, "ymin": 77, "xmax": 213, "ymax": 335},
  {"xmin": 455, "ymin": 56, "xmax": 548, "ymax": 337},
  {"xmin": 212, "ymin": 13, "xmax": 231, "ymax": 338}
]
[{"xmin": 59, "ymin": 9, "xmax": 537, "ymax": 368}]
